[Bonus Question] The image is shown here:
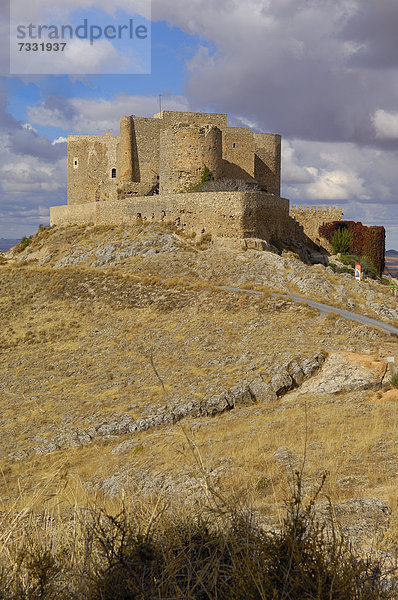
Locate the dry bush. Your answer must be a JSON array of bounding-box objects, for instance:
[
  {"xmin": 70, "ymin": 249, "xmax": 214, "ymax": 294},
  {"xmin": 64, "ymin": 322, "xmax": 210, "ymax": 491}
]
[{"xmin": 0, "ymin": 471, "xmax": 393, "ymax": 600}]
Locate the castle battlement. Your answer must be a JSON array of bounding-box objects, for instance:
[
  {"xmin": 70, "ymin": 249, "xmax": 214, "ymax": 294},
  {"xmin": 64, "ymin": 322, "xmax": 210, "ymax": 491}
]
[{"xmin": 291, "ymin": 205, "xmax": 342, "ymax": 215}]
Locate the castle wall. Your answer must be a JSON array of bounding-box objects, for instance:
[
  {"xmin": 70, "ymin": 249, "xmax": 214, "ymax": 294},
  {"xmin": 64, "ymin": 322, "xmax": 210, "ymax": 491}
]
[
  {"xmin": 222, "ymin": 128, "xmax": 255, "ymax": 181},
  {"xmin": 290, "ymin": 205, "xmax": 343, "ymax": 251},
  {"xmin": 97, "ymin": 181, "xmax": 156, "ymax": 203},
  {"xmin": 51, "ymin": 202, "xmax": 97, "ymax": 225},
  {"xmin": 159, "ymin": 124, "xmax": 223, "ymax": 194},
  {"xmin": 67, "ymin": 134, "xmax": 119, "ymax": 205},
  {"xmin": 51, "ymin": 191, "xmax": 290, "ymax": 242},
  {"xmin": 130, "ymin": 117, "xmax": 161, "ymax": 183},
  {"xmin": 154, "ymin": 110, "xmax": 228, "ymax": 129},
  {"xmin": 253, "ymin": 133, "xmax": 281, "ymax": 195}
]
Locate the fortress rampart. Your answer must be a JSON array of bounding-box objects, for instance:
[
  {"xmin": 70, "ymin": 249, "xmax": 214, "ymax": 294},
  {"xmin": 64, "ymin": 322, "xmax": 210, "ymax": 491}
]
[
  {"xmin": 51, "ymin": 191, "xmax": 290, "ymax": 244},
  {"xmin": 290, "ymin": 205, "xmax": 343, "ymax": 252},
  {"xmin": 52, "ymin": 110, "xmax": 343, "ymax": 253}
]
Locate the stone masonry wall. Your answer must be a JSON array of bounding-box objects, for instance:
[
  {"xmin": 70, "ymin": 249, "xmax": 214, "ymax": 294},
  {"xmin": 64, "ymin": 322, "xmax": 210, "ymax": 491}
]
[
  {"xmin": 253, "ymin": 133, "xmax": 281, "ymax": 195},
  {"xmin": 51, "ymin": 191, "xmax": 289, "ymax": 242},
  {"xmin": 159, "ymin": 124, "xmax": 223, "ymax": 194},
  {"xmin": 67, "ymin": 134, "xmax": 119, "ymax": 205},
  {"xmin": 222, "ymin": 128, "xmax": 255, "ymax": 182},
  {"xmin": 154, "ymin": 110, "xmax": 228, "ymax": 129},
  {"xmin": 290, "ymin": 205, "xmax": 343, "ymax": 250},
  {"xmin": 119, "ymin": 116, "xmax": 134, "ymax": 181},
  {"xmin": 130, "ymin": 117, "xmax": 161, "ymax": 183},
  {"xmin": 50, "ymin": 202, "xmax": 97, "ymax": 225}
]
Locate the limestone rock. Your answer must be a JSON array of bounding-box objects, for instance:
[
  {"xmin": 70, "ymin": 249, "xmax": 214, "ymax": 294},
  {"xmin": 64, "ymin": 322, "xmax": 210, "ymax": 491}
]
[
  {"xmin": 271, "ymin": 371, "xmax": 293, "ymax": 396},
  {"xmin": 273, "ymin": 447, "xmax": 296, "ymax": 467},
  {"xmin": 203, "ymin": 393, "xmax": 232, "ymax": 416},
  {"xmin": 227, "ymin": 384, "xmax": 254, "ymax": 406},
  {"xmin": 299, "ymin": 352, "xmax": 384, "ymax": 394},
  {"xmin": 287, "ymin": 359, "xmax": 305, "ymax": 386},
  {"xmin": 249, "ymin": 378, "xmax": 276, "ymax": 402},
  {"xmin": 30, "ymin": 352, "xmax": 329, "ymax": 457}
]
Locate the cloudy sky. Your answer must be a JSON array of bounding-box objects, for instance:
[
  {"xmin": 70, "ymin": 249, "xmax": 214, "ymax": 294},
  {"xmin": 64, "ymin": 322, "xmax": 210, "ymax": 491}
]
[{"xmin": 1, "ymin": 0, "xmax": 398, "ymax": 248}]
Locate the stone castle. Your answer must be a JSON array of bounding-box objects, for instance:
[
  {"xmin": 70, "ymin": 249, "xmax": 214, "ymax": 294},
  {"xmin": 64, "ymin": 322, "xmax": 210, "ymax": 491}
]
[{"xmin": 50, "ymin": 110, "xmax": 342, "ymax": 251}]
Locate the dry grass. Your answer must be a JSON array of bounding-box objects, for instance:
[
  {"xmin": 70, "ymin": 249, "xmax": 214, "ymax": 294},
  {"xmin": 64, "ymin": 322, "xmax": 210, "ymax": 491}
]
[
  {"xmin": 1, "ymin": 224, "xmax": 398, "ymax": 561},
  {"xmin": 0, "ymin": 467, "xmax": 392, "ymax": 599},
  {"xmin": 0, "ymin": 263, "xmax": 394, "ymax": 498}
]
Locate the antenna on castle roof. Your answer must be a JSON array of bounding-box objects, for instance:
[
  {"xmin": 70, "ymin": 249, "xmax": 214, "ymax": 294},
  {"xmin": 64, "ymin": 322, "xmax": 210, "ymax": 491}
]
[{"xmin": 159, "ymin": 94, "xmax": 163, "ymax": 113}]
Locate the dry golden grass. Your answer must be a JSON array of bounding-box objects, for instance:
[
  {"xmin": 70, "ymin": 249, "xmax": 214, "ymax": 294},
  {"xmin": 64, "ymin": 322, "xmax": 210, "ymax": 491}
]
[{"xmin": 1, "ymin": 223, "xmax": 398, "ymax": 556}]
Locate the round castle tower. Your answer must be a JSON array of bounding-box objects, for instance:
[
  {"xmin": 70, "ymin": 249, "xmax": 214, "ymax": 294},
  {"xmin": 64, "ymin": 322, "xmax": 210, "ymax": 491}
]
[
  {"xmin": 119, "ymin": 116, "xmax": 134, "ymax": 182},
  {"xmin": 159, "ymin": 123, "xmax": 222, "ymax": 194}
]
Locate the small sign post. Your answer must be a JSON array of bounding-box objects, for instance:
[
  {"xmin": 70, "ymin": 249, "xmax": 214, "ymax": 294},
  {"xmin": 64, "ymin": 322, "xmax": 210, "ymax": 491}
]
[{"xmin": 355, "ymin": 263, "xmax": 362, "ymax": 281}]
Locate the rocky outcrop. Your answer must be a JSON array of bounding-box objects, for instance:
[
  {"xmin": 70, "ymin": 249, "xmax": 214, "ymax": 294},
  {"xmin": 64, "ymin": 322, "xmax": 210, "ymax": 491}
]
[
  {"xmin": 298, "ymin": 352, "xmax": 389, "ymax": 395},
  {"xmin": 31, "ymin": 352, "xmax": 327, "ymax": 457}
]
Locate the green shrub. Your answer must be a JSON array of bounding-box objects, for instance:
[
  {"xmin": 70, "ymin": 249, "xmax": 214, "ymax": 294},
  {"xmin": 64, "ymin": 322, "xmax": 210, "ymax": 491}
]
[
  {"xmin": 15, "ymin": 235, "xmax": 33, "ymax": 253},
  {"xmin": 339, "ymin": 254, "xmax": 377, "ymax": 279},
  {"xmin": 188, "ymin": 165, "xmax": 215, "ymax": 192},
  {"xmin": 200, "ymin": 165, "xmax": 214, "ymax": 185},
  {"xmin": 331, "ymin": 228, "xmax": 353, "ymax": 254},
  {"xmin": 339, "ymin": 253, "xmax": 356, "ymax": 266},
  {"xmin": 359, "ymin": 256, "xmax": 377, "ymax": 279},
  {"xmin": 328, "ymin": 262, "xmax": 355, "ymax": 275}
]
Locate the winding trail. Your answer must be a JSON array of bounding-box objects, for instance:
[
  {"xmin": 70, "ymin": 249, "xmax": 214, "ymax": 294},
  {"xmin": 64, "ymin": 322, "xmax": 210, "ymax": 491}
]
[{"xmin": 216, "ymin": 286, "xmax": 398, "ymax": 337}]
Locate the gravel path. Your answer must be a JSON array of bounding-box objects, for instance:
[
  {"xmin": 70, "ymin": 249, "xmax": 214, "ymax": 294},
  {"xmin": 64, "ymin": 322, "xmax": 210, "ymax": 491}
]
[{"xmin": 216, "ymin": 286, "xmax": 398, "ymax": 337}]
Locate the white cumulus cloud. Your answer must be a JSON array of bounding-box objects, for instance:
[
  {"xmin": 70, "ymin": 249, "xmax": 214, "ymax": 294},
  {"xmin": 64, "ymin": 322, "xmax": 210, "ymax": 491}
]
[{"xmin": 372, "ymin": 109, "xmax": 398, "ymax": 140}]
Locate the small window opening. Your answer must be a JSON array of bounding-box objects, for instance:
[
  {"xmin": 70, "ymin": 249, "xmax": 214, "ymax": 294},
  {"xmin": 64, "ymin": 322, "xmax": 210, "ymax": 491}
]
[
  {"xmin": 232, "ymin": 143, "xmax": 237, "ymax": 148},
  {"xmin": 73, "ymin": 158, "xmax": 78, "ymax": 168},
  {"xmin": 111, "ymin": 168, "xmax": 116, "ymax": 178}
]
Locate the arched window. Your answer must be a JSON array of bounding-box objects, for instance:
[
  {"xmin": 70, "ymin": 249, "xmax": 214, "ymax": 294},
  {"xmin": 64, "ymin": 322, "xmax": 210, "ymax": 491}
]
[{"xmin": 111, "ymin": 168, "xmax": 116, "ymax": 178}]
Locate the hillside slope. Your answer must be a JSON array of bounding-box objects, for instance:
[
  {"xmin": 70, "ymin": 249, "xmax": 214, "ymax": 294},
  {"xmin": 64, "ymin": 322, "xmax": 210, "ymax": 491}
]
[
  {"xmin": 1, "ymin": 223, "xmax": 398, "ymax": 547},
  {"xmin": 385, "ymin": 249, "xmax": 398, "ymax": 277}
]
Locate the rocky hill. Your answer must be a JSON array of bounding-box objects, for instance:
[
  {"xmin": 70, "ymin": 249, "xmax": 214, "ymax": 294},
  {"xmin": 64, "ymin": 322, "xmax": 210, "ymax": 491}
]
[
  {"xmin": 1, "ymin": 222, "xmax": 398, "ymax": 550},
  {"xmin": 386, "ymin": 249, "xmax": 398, "ymax": 278}
]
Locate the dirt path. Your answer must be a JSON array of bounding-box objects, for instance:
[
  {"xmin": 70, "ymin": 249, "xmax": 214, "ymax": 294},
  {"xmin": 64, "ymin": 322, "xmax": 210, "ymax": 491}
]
[{"xmin": 216, "ymin": 286, "xmax": 398, "ymax": 336}]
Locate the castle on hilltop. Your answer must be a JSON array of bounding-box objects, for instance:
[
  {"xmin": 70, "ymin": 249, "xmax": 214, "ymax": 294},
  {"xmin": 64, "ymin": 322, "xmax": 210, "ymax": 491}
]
[{"xmin": 50, "ymin": 110, "xmax": 342, "ymax": 251}]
